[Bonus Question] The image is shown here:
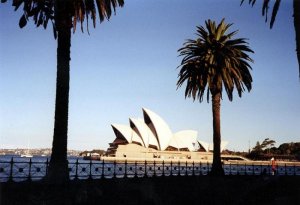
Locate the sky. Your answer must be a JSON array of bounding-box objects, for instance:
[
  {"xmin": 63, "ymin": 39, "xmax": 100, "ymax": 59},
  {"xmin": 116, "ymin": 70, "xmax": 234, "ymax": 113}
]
[{"xmin": 0, "ymin": 0, "xmax": 299, "ymax": 152}]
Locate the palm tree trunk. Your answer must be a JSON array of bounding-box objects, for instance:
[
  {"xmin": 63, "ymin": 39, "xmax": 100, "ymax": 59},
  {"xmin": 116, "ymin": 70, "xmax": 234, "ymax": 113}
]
[
  {"xmin": 47, "ymin": 1, "xmax": 72, "ymax": 183},
  {"xmin": 293, "ymin": 0, "xmax": 300, "ymax": 78},
  {"xmin": 211, "ymin": 92, "xmax": 224, "ymax": 176}
]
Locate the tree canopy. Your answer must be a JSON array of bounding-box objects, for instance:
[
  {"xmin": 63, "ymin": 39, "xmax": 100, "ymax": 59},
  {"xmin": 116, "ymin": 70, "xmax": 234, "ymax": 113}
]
[
  {"xmin": 177, "ymin": 19, "xmax": 254, "ymax": 176},
  {"xmin": 1, "ymin": 0, "xmax": 124, "ymax": 37},
  {"xmin": 177, "ymin": 19, "xmax": 254, "ymax": 103}
]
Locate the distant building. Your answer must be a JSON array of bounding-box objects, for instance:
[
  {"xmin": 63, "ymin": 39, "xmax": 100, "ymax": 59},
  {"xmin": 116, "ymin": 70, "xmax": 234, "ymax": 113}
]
[{"xmin": 107, "ymin": 108, "xmax": 228, "ymax": 159}]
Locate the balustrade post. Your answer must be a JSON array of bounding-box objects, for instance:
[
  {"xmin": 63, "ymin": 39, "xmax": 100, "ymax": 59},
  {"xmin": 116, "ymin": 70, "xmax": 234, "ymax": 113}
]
[
  {"xmin": 192, "ymin": 161, "xmax": 195, "ymax": 176},
  {"xmin": 162, "ymin": 160, "xmax": 165, "ymax": 177},
  {"xmin": 252, "ymin": 163, "xmax": 254, "ymax": 175},
  {"xmin": 185, "ymin": 160, "xmax": 188, "ymax": 176},
  {"xmin": 101, "ymin": 159, "xmax": 105, "ymax": 178},
  {"xmin": 144, "ymin": 160, "xmax": 147, "ymax": 178},
  {"xmin": 135, "ymin": 161, "xmax": 137, "ymax": 178},
  {"xmin": 113, "ymin": 160, "xmax": 116, "ymax": 178},
  {"xmin": 207, "ymin": 161, "xmax": 209, "ymax": 174},
  {"xmin": 8, "ymin": 157, "xmax": 14, "ymax": 182},
  {"xmin": 284, "ymin": 163, "xmax": 287, "ymax": 175},
  {"xmin": 178, "ymin": 160, "xmax": 180, "ymax": 176},
  {"xmin": 28, "ymin": 158, "xmax": 32, "ymax": 181},
  {"xmin": 153, "ymin": 160, "xmax": 156, "ymax": 177},
  {"xmin": 124, "ymin": 160, "xmax": 127, "ymax": 178},
  {"xmin": 45, "ymin": 158, "xmax": 49, "ymax": 177},
  {"xmin": 236, "ymin": 163, "xmax": 239, "ymax": 175},
  {"xmin": 74, "ymin": 159, "xmax": 79, "ymax": 180},
  {"xmin": 171, "ymin": 161, "xmax": 173, "ymax": 176},
  {"xmin": 89, "ymin": 159, "xmax": 93, "ymax": 180},
  {"xmin": 294, "ymin": 164, "xmax": 296, "ymax": 176},
  {"xmin": 199, "ymin": 161, "xmax": 202, "ymax": 176}
]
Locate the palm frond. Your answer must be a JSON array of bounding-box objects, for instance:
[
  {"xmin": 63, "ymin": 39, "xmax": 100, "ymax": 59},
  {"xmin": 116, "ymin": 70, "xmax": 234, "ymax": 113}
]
[
  {"xmin": 262, "ymin": 0, "xmax": 270, "ymax": 22},
  {"xmin": 95, "ymin": 0, "xmax": 124, "ymax": 23},
  {"xmin": 241, "ymin": 0, "xmax": 281, "ymax": 29},
  {"xmin": 270, "ymin": 0, "xmax": 281, "ymax": 29},
  {"xmin": 177, "ymin": 19, "xmax": 254, "ymax": 103},
  {"xmin": 2, "ymin": 0, "xmax": 124, "ymax": 38},
  {"xmin": 294, "ymin": 0, "xmax": 300, "ymax": 78}
]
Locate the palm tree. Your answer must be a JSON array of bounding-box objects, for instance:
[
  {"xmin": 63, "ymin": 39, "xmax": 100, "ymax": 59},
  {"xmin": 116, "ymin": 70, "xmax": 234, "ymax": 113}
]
[
  {"xmin": 241, "ymin": 0, "xmax": 300, "ymax": 78},
  {"xmin": 1, "ymin": 0, "xmax": 124, "ymax": 182},
  {"xmin": 177, "ymin": 19, "xmax": 254, "ymax": 176}
]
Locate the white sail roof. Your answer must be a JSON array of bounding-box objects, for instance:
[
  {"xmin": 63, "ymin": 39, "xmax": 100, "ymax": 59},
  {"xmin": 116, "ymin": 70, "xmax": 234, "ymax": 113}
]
[
  {"xmin": 199, "ymin": 140, "xmax": 228, "ymax": 152},
  {"xmin": 170, "ymin": 130, "xmax": 198, "ymax": 151},
  {"xmin": 142, "ymin": 108, "xmax": 173, "ymax": 150},
  {"xmin": 198, "ymin": 140, "xmax": 210, "ymax": 152},
  {"xmin": 110, "ymin": 108, "xmax": 218, "ymax": 153},
  {"xmin": 129, "ymin": 118, "xmax": 159, "ymax": 149},
  {"xmin": 221, "ymin": 141, "xmax": 229, "ymax": 151},
  {"xmin": 111, "ymin": 124, "xmax": 144, "ymax": 146}
]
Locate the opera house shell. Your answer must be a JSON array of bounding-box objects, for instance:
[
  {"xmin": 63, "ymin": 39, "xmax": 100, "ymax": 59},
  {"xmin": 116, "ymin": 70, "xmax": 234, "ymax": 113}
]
[{"xmin": 107, "ymin": 108, "xmax": 228, "ymax": 160}]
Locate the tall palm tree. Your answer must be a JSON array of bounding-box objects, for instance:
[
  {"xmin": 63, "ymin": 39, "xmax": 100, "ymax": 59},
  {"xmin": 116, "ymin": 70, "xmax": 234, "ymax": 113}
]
[
  {"xmin": 241, "ymin": 0, "xmax": 300, "ymax": 78},
  {"xmin": 1, "ymin": 0, "xmax": 124, "ymax": 182},
  {"xmin": 177, "ymin": 19, "xmax": 254, "ymax": 176}
]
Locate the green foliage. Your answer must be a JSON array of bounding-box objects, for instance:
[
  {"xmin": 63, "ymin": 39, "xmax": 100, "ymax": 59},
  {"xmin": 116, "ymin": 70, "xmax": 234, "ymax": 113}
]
[
  {"xmin": 278, "ymin": 142, "xmax": 300, "ymax": 156},
  {"xmin": 261, "ymin": 138, "xmax": 276, "ymax": 150},
  {"xmin": 253, "ymin": 141, "xmax": 262, "ymax": 153},
  {"xmin": 177, "ymin": 19, "xmax": 254, "ymax": 176},
  {"xmin": 177, "ymin": 18, "xmax": 254, "ymax": 103},
  {"xmin": 1, "ymin": 0, "xmax": 125, "ymax": 38},
  {"xmin": 1, "ymin": 0, "xmax": 125, "ymax": 182},
  {"xmin": 248, "ymin": 140, "xmax": 300, "ymax": 160},
  {"xmin": 251, "ymin": 138, "xmax": 276, "ymax": 154}
]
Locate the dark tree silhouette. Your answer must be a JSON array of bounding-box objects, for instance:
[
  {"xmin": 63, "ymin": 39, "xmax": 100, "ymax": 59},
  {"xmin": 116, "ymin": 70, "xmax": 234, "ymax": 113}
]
[
  {"xmin": 1, "ymin": 0, "xmax": 124, "ymax": 183},
  {"xmin": 177, "ymin": 19, "xmax": 254, "ymax": 176},
  {"xmin": 241, "ymin": 0, "xmax": 300, "ymax": 78}
]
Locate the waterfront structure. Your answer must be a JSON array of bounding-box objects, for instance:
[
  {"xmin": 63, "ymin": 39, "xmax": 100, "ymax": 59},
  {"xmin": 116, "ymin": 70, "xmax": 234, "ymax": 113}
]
[{"xmin": 107, "ymin": 108, "xmax": 228, "ymax": 160}]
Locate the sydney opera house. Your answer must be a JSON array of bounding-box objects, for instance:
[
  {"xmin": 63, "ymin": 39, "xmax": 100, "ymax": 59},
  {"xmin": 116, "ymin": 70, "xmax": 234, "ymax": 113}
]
[{"xmin": 107, "ymin": 108, "xmax": 228, "ymax": 160}]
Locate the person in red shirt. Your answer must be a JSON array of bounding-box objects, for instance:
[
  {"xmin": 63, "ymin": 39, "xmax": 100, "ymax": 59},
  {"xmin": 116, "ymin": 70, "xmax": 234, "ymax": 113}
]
[{"xmin": 271, "ymin": 157, "xmax": 276, "ymax": 175}]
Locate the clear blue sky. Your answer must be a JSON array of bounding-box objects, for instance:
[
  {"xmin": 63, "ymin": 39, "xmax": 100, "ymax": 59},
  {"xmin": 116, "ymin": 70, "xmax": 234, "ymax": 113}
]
[{"xmin": 1, "ymin": 0, "xmax": 299, "ymax": 151}]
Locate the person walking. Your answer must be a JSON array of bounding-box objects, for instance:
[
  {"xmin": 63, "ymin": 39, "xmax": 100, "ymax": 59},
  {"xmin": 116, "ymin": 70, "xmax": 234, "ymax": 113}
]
[{"xmin": 271, "ymin": 157, "xmax": 277, "ymax": 175}]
